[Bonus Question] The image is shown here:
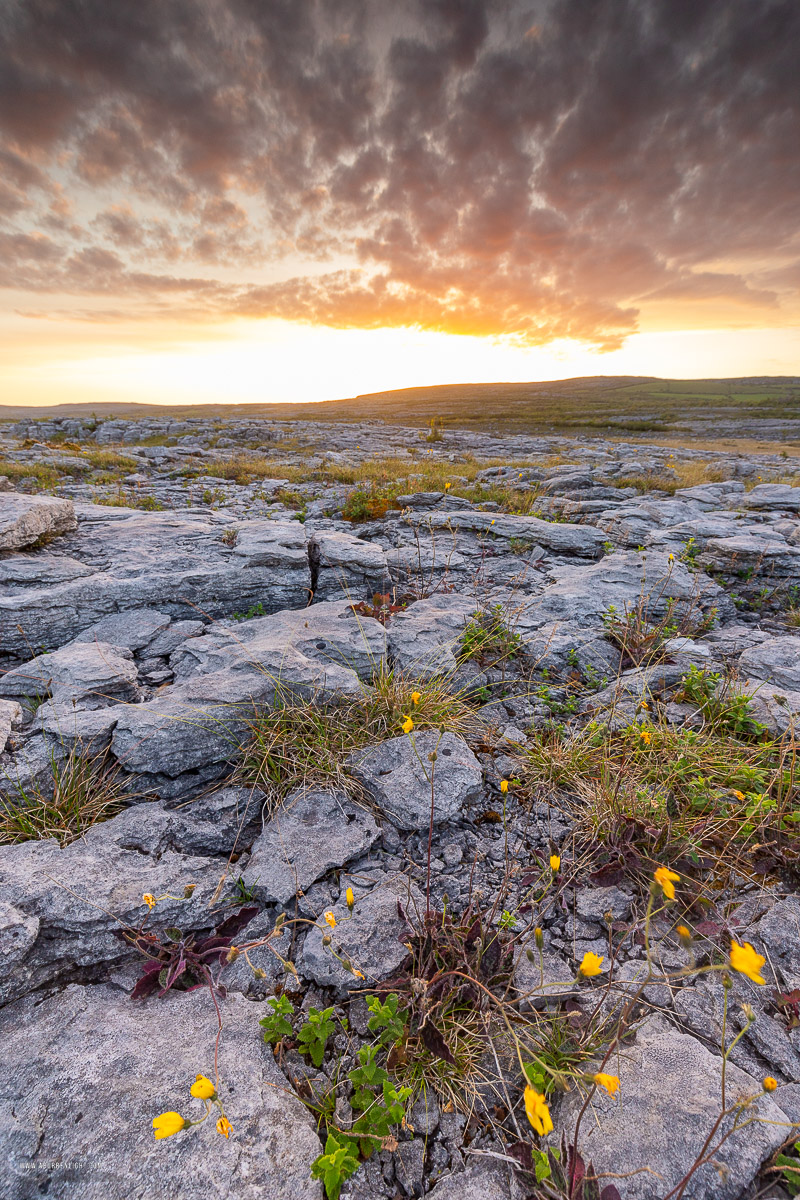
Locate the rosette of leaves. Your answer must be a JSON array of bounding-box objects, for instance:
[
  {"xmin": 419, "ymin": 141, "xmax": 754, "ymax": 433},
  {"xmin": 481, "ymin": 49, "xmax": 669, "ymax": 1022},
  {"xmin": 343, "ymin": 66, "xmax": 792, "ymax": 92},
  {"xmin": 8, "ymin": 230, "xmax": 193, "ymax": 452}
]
[{"xmin": 128, "ymin": 906, "xmax": 259, "ymax": 999}]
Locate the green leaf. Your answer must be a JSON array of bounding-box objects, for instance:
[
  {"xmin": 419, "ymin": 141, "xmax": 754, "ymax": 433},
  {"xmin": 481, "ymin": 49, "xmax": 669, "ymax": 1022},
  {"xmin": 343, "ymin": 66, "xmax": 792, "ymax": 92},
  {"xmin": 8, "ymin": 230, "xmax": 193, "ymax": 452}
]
[{"xmin": 311, "ymin": 1133, "xmax": 360, "ymax": 1200}]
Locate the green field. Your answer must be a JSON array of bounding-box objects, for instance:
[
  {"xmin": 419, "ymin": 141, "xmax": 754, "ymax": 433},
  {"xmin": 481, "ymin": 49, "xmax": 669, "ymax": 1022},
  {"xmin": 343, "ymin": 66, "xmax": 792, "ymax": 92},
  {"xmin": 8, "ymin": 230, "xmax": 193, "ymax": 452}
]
[{"xmin": 2, "ymin": 375, "xmax": 800, "ymax": 443}]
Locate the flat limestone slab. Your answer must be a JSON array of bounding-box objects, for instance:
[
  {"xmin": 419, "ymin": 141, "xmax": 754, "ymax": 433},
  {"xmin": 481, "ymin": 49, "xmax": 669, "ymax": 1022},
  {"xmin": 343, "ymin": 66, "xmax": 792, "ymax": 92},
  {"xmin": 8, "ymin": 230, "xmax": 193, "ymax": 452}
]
[{"xmin": 0, "ymin": 983, "xmax": 322, "ymax": 1200}]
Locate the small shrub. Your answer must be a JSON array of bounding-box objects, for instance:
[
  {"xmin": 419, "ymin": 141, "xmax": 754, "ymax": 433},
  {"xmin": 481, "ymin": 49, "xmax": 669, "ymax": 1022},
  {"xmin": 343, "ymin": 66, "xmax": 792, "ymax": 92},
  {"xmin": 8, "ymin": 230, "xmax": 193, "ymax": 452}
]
[
  {"xmin": 602, "ymin": 598, "xmax": 716, "ymax": 668},
  {"xmin": 460, "ymin": 604, "xmax": 523, "ymax": 666},
  {"xmin": 341, "ymin": 484, "xmax": 399, "ymax": 522},
  {"xmin": 678, "ymin": 664, "xmax": 767, "ymax": 741},
  {"xmin": 232, "ymin": 601, "xmax": 265, "ymax": 621},
  {"xmin": 297, "ymin": 1006, "xmax": 336, "ymax": 1068},
  {"xmin": 425, "ymin": 415, "xmax": 444, "ymax": 442}
]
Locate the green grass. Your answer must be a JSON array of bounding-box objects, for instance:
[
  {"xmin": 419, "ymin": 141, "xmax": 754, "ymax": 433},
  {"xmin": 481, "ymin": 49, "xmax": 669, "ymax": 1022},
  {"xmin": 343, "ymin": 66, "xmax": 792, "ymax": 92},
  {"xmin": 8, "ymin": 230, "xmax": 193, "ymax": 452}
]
[
  {"xmin": 0, "ymin": 459, "xmax": 60, "ymax": 488},
  {"xmin": 520, "ymin": 718, "xmax": 798, "ymax": 867}
]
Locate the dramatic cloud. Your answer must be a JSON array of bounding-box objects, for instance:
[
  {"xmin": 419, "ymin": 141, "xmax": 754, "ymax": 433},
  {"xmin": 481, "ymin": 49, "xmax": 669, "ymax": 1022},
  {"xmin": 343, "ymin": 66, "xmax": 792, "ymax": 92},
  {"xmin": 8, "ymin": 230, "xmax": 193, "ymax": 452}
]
[{"xmin": 0, "ymin": 0, "xmax": 798, "ymax": 348}]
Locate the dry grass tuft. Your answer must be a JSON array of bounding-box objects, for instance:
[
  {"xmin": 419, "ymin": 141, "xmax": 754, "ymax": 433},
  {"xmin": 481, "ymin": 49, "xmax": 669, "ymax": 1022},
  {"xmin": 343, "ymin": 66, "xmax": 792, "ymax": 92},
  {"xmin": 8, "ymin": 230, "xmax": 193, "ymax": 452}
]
[
  {"xmin": 1, "ymin": 744, "xmax": 137, "ymax": 846},
  {"xmin": 235, "ymin": 664, "xmax": 483, "ymax": 812}
]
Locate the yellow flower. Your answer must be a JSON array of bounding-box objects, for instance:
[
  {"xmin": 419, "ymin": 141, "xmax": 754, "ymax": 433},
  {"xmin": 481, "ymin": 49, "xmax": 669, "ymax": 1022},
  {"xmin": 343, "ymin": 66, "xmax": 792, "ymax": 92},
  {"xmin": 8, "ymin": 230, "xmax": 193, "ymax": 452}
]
[
  {"xmin": 729, "ymin": 940, "xmax": 766, "ymax": 985},
  {"xmin": 676, "ymin": 924, "xmax": 692, "ymax": 943},
  {"xmin": 593, "ymin": 1073, "xmax": 620, "ymax": 1096},
  {"xmin": 763, "ymin": 1076, "xmax": 778, "ymax": 1092},
  {"xmin": 352, "ymin": 968, "xmax": 365, "ymax": 979},
  {"xmin": 444, "ymin": 482, "xmax": 451, "ymax": 490},
  {"xmin": 401, "ymin": 715, "xmax": 414, "ymax": 733},
  {"xmin": 549, "ymin": 854, "xmax": 561, "ymax": 873},
  {"xmin": 490, "ymin": 519, "xmax": 496, "ymax": 525},
  {"xmin": 639, "ymin": 728, "xmax": 652, "ymax": 745},
  {"xmin": 216, "ymin": 1115, "xmax": 233, "ymax": 1138},
  {"xmin": 345, "ymin": 887, "xmax": 355, "ymax": 910},
  {"xmin": 640, "ymin": 700, "xmax": 649, "ymax": 710},
  {"xmin": 668, "ymin": 553, "xmax": 675, "ymax": 563},
  {"xmin": 732, "ymin": 790, "xmax": 745, "ymax": 801},
  {"xmin": 579, "ymin": 952, "xmax": 604, "ymax": 977},
  {"xmin": 500, "ymin": 779, "xmax": 509, "ymax": 794},
  {"xmin": 411, "ymin": 691, "xmax": 421, "ymax": 705},
  {"xmin": 324, "ymin": 911, "xmax": 337, "ymax": 929},
  {"xmin": 143, "ymin": 893, "xmax": 156, "ymax": 910},
  {"xmin": 190, "ymin": 1074, "xmax": 216, "ymax": 1100},
  {"xmin": 654, "ymin": 866, "xmax": 680, "ymax": 900},
  {"xmin": 153, "ymin": 1112, "xmax": 187, "ymax": 1140},
  {"xmin": 523, "ymin": 1085, "xmax": 553, "ymax": 1136}
]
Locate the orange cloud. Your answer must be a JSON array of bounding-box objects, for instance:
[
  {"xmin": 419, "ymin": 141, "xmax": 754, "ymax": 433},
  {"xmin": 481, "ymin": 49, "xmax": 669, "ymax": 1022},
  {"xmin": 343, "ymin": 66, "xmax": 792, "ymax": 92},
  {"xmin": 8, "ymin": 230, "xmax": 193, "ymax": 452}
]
[{"xmin": 0, "ymin": 0, "xmax": 797, "ymax": 350}]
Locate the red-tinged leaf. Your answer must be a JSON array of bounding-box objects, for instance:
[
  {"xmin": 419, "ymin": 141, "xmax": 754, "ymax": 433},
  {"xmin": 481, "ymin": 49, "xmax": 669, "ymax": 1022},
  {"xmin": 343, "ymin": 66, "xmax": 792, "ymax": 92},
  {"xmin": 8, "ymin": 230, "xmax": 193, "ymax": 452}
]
[
  {"xmin": 214, "ymin": 906, "xmax": 259, "ymax": 940},
  {"xmin": 195, "ymin": 936, "xmax": 232, "ymax": 956},
  {"xmin": 163, "ymin": 956, "xmax": 188, "ymax": 991},
  {"xmin": 131, "ymin": 969, "xmax": 162, "ymax": 1000},
  {"xmin": 568, "ymin": 1144, "xmax": 586, "ymax": 1189},
  {"xmin": 694, "ymin": 921, "xmax": 722, "ymax": 936},
  {"xmin": 464, "ymin": 917, "xmax": 482, "ymax": 947},
  {"xmin": 420, "ymin": 1023, "xmax": 456, "ymax": 1065},
  {"xmin": 507, "ymin": 1141, "xmax": 534, "ymax": 1173},
  {"xmin": 778, "ymin": 989, "xmax": 800, "ymax": 1005},
  {"xmin": 138, "ymin": 958, "xmax": 164, "ymax": 976},
  {"xmin": 600, "ymin": 1186, "xmax": 622, "ymax": 1200},
  {"xmin": 590, "ymin": 863, "xmax": 626, "ymax": 887}
]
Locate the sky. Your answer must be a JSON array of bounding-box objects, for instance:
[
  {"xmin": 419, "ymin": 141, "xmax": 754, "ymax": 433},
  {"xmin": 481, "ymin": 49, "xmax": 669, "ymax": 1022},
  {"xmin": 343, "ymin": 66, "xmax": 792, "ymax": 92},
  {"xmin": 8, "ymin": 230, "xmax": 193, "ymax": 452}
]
[{"xmin": 1, "ymin": 0, "xmax": 799, "ymax": 408}]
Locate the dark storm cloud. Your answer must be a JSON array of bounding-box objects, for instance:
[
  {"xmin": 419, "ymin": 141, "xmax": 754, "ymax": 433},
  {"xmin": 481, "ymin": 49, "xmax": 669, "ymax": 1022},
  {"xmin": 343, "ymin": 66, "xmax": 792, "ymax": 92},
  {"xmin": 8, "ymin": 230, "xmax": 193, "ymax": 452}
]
[{"xmin": 0, "ymin": 0, "xmax": 797, "ymax": 343}]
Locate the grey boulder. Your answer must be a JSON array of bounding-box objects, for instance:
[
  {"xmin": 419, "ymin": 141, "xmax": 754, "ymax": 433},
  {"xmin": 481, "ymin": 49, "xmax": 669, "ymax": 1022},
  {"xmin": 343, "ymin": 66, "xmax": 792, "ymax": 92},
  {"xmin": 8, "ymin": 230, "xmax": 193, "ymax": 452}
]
[
  {"xmin": 309, "ymin": 529, "xmax": 389, "ymax": 600},
  {"xmin": 756, "ymin": 893, "xmax": 800, "ymax": 991},
  {"xmin": 0, "ymin": 641, "xmax": 139, "ymax": 707},
  {"xmin": 240, "ymin": 788, "xmax": 380, "ymax": 906},
  {"xmin": 738, "ymin": 635, "xmax": 800, "ymax": 692},
  {"xmin": 386, "ymin": 594, "xmax": 477, "ymax": 679},
  {"xmin": 0, "ymin": 699, "xmax": 22, "ymax": 753},
  {"xmin": 300, "ymin": 872, "xmax": 423, "ymax": 996},
  {"xmin": 348, "ymin": 731, "xmax": 483, "ymax": 830},
  {"xmin": 426, "ymin": 1161, "xmax": 525, "ymax": 1200},
  {"xmin": 404, "ymin": 508, "xmax": 606, "ymax": 557},
  {"xmin": 0, "ymin": 491, "xmax": 76, "ymax": 550},
  {"xmin": 0, "ymin": 812, "xmax": 233, "ymax": 1005}
]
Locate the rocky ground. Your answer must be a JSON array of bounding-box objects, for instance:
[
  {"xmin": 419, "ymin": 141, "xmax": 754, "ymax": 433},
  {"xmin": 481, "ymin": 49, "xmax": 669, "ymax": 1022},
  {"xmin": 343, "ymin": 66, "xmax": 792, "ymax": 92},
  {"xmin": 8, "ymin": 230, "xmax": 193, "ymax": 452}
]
[{"xmin": 1, "ymin": 412, "xmax": 799, "ymax": 1200}]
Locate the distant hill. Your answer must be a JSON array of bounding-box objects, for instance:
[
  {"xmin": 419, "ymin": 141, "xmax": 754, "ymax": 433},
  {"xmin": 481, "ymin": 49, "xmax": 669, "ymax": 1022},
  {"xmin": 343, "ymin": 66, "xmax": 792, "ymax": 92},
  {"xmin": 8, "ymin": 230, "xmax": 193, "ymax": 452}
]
[{"xmin": 2, "ymin": 375, "xmax": 800, "ymax": 439}]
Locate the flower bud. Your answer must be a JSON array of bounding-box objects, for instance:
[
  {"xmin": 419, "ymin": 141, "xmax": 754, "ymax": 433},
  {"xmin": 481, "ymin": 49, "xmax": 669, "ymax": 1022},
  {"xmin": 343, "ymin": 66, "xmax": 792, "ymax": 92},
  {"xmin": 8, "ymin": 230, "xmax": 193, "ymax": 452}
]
[
  {"xmin": 534, "ymin": 927, "xmax": 544, "ymax": 950},
  {"xmin": 183, "ymin": 884, "xmax": 196, "ymax": 898},
  {"xmin": 225, "ymin": 946, "xmax": 240, "ymax": 963}
]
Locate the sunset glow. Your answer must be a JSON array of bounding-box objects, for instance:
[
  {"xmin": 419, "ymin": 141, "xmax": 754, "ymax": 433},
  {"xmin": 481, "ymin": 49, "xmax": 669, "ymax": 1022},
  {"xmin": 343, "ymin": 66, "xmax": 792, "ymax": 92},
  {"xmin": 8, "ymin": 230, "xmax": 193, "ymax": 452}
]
[{"xmin": 1, "ymin": 1, "xmax": 798, "ymax": 407}]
